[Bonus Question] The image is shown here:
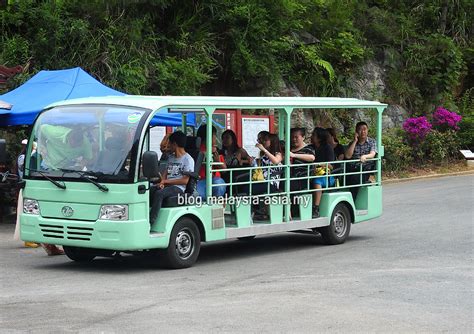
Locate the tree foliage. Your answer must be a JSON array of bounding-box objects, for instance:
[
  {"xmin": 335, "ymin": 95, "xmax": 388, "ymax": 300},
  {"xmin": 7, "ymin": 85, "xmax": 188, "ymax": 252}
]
[{"xmin": 0, "ymin": 0, "xmax": 472, "ymax": 118}]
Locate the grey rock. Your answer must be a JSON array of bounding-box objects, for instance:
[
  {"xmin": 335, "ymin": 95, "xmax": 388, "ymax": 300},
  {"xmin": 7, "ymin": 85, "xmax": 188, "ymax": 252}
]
[
  {"xmin": 349, "ymin": 60, "xmax": 386, "ymax": 101},
  {"xmin": 383, "ymin": 104, "xmax": 408, "ymax": 129}
]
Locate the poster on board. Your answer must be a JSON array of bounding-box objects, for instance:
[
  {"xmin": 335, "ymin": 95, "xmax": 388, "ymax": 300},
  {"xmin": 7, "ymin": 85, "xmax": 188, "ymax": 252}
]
[
  {"xmin": 241, "ymin": 117, "xmax": 269, "ymax": 158},
  {"xmin": 150, "ymin": 126, "xmax": 167, "ymax": 159}
]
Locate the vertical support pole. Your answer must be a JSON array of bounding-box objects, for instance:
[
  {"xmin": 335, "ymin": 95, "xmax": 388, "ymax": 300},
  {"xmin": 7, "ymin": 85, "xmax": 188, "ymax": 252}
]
[
  {"xmin": 181, "ymin": 113, "xmax": 187, "ymax": 134},
  {"xmin": 278, "ymin": 109, "xmax": 285, "ymax": 138},
  {"xmin": 205, "ymin": 108, "xmax": 215, "ymax": 203},
  {"xmin": 376, "ymin": 107, "xmax": 385, "ymax": 184},
  {"xmin": 284, "ymin": 107, "xmax": 292, "ymax": 223}
]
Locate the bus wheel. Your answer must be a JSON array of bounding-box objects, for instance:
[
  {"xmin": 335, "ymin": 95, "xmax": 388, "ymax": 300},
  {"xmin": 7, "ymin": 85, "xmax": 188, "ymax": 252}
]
[
  {"xmin": 63, "ymin": 246, "xmax": 96, "ymax": 262},
  {"xmin": 237, "ymin": 236, "xmax": 256, "ymax": 241},
  {"xmin": 163, "ymin": 217, "xmax": 201, "ymax": 269},
  {"xmin": 319, "ymin": 203, "xmax": 351, "ymax": 245}
]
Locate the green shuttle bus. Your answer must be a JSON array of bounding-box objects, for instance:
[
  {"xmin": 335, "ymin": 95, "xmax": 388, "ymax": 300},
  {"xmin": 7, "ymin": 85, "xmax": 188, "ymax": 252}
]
[{"xmin": 17, "ymin": 96, "xmax": 387, "ymax": 268}]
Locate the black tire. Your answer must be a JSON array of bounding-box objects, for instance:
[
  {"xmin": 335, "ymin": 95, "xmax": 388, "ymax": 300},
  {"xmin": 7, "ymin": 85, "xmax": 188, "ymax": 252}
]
[
  {"xmin": 237, "ymin": 236, "xmax": 256, "ymax": 241},
  {"xmin": 162, "ymin": 217, "xmax": 201, "ymax": 269},
  {"xmin": 63, "ymin": 246, "xmax": 96, "ymax": 262},
  {"xmin": 319, "ymin": 203, "xmax": 351, "ymax": 245}
]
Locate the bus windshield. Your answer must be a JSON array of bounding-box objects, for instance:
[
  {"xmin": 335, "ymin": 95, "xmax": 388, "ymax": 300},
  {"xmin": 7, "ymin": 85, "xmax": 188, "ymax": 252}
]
[{"xmin": 26, "ymin": 105, "xmax": 147, "ymax": 182}]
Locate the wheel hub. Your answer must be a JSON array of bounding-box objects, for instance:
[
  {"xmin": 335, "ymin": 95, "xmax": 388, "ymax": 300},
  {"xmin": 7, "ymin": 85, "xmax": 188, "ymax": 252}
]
[
  {"xmin": 333, "ymin": 212, "xmax": 347, "ymax": 237},
  {"xmin": 176, "ymin": 230, "xmax": 193, "ymax": 259}
]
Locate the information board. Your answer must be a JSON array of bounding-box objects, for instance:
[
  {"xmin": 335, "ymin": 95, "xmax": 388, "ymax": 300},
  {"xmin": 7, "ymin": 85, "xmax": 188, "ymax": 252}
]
[{"xmin": 241, "ymin": 117, "xmax": 270, "ymax": 158}]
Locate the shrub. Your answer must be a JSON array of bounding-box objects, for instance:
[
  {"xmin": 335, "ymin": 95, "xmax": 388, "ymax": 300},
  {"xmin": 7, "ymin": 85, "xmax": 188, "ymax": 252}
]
[
  {"xmin": 457, "ymin": 116, "xmax": 474, "ymax": 150},
  {"xmin": 433, "ymin": 107, "xmax": 462, "ymax": 131},
  {"xmin": 420, "ymin": 130, "xmax": 460, "ymax": 163},
  {"xmin": 402, "ymin": 116, "xmax": 432, "ymax": 142},
  {"xmin": 382, "ymin": 130, "xmax": 413, "ymax": 173},
  {"xmin": 456, "ymin": 88, "xmax": 474, "ymax": 150}
]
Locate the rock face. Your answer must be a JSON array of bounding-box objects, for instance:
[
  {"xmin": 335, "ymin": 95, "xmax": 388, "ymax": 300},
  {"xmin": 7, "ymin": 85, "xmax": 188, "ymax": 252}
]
[
  {"xmin": 275, "ymin": 80, "xmax": 315, "ymax": 138},
  {"xmin": 383, "ymin": 104, "xmax": 408, "ymax": 129},
  {"xmin": 348, "ymin": 60, "xmax": 407, "ymax": 130},
  {"xmin": 348, "ymin": 60, "xmax": 386, "ymax": 126},
  {"xmin": 350, "ymin": 60, "xmax": 386, "ymax": 101},
  {"xmin": 272, "ymin": 61, "xmax": 408, "ymax": 135}
]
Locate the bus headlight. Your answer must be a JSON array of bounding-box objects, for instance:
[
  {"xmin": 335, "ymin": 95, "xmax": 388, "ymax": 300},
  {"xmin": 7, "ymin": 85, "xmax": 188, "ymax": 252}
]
[
  {"xmin": 23, "ymin": 199, "xmax": 40, "ymax": 215},
  {"xmin": 100, "ymin": 205, "xmax": 128, "ymax": 221}
]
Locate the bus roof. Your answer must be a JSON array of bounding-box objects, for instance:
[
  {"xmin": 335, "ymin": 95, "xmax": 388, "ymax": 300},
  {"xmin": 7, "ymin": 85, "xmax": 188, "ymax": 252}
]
[{"xmin": 46, "ymin": 95, "xmax": 387, "ymax": 112}]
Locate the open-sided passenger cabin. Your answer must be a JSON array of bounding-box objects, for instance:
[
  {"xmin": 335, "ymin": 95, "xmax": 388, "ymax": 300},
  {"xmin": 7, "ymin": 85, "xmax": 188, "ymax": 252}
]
[{"xmin": 141, "ymin": 97, "xmax": 385, "ymax": 243}]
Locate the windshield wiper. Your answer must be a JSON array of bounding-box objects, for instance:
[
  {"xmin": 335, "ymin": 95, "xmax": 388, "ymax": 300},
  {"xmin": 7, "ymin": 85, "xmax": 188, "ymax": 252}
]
[
  {"xmin": 59, "ymin": 168, "xmax": 109, "ymax": 192},
  {"xmin": 26, "ymin": 168, "xmax": 66, "ymax": 190}
]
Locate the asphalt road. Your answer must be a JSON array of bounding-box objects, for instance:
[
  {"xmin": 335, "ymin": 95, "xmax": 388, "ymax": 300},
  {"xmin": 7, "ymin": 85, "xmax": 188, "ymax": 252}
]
[{"xmin": 0, "ymin": 175, "xmax": 473, "ymax": 333}]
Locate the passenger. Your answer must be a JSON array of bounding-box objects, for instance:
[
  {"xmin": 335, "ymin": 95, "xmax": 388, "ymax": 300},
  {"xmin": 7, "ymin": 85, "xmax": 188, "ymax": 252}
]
[
  {"xmin": 39, "ymin": 125, "xmax": 93, "ymax": 170},
  {"xmin": 159, "ymin": 133, "xmax": 172, "ymax": 161},
  {"xmin": 220, "ymin": 129, "xmax": 251, "ymax": 184},
  {"xmin": 326, "ymin": 128, "xmax": 345, "ymax": 160},
  {"xmin": 149, "ymin": 131, "xmax": 194, "ymax": 224},
  {"xmin": 279, "ymin": 140, "xmax": 286, "ymax": 157},
  {"xmin": 344, "ymin": 121, "xmax": 377, "ymax": 199},
  {"xmin": 247, "ymin": 133, "xmax": 283, "ymax": 195},
  {"xmin": 289, "ymin": 127, "xmax": 315, "ymax": 191},
  {"xmin": 221, "ymin": 129, "xmax": 251, "ymax": 167},
  {"xmin": 257, "ymin": 130, "xmax": 270, "ymax": 157},
  {"xmin": 28, "ymin": 141, "xmax": 39, "ymax": 170},
  {"xmin": 311, "ymin": 128, "xmax": 335, "ymax": 218},
  {"xmin": 196, "ymin": 124, "xmax": 227, "ymax": 198},
  {"xmin": 257, "ymin": 130, "xmax": 270, "ymax": 144},
  {"xmin": 16, "ymin": 139, "xmax": 27, "ymax": 180}
]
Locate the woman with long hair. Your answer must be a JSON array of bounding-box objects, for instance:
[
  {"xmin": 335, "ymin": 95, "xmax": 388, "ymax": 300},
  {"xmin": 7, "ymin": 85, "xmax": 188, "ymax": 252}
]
[
  {"xmin": 221, "ymin": 129, "xmax": 251, "ymax": 168},
  {"xmin": 251, "ymin": 132, "xmax": 283, "ymax": 194},
  {"xmin": 311, "ymin": 127, "xmax": 335, "ymax": 218},
  {"xmin": 326, "ymin": 127, "xmax": 345, "ymax": 160},
  {"xmin": 220, "ymin": 129, "xmax": 251, "ymax": 184}
]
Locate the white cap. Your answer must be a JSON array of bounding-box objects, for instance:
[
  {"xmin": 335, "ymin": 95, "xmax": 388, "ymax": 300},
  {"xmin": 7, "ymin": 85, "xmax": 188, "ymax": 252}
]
[{"xmin": 21, "ymin": 139, "xmax": 28, "ymax": 145}]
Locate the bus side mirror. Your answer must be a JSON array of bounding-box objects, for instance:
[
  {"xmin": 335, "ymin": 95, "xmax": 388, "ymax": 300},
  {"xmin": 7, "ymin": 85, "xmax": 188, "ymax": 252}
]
[
  {"xmin": 0, "ymin": 139, "xmax": 6, "ymax": 165},
  {"xmin": 142, "ymin": 151, "xmax": 159, "ymax": 179}
]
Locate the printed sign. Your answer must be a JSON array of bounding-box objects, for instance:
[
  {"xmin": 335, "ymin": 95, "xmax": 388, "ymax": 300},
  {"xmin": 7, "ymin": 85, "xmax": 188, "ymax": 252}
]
[{"xmin": 241, "ymin": 117, "xmax": 270, "ymax": 158}]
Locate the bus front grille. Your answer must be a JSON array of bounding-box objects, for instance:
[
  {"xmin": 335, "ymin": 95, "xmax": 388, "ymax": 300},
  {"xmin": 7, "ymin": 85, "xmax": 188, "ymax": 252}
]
[
  {"xmin": 39, "ymin": 224, "xmax": 94, "ymax": 241},
  {"xmin": 66, "ymin": 226, "xmax": 93, "ymax": 241},
  {"xmin": 40, "ymin": 224, "xmax": 64, "ymax": 239}
]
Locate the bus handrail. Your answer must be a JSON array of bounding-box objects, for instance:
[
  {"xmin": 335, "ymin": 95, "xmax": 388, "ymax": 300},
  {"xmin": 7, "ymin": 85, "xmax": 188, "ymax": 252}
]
[{"xmin": 207, "ymin": 157, "xmax": 380, "ymax": 198}]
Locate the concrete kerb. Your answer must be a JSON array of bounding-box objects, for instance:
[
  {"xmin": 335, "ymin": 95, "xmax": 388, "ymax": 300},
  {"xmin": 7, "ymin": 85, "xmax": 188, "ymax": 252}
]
[{"xmin": 382, "ymin": 169, "xmax": 474, "ymax": 185}]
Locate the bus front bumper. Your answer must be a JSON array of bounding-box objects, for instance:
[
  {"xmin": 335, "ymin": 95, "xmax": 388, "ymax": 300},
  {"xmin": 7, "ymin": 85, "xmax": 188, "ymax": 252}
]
[{"xmin": 20, "ymin": 214, "xmax": 169, "ymax": 251}]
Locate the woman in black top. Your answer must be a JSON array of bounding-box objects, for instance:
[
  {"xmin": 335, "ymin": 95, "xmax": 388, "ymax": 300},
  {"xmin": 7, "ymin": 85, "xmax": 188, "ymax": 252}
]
[
  {"xmin": 312, "ymin": 128, "xmax": 335, "ymax": 218},
  {"xmin": 220, "ymin": 129, "xmax": 251, "ymax": 184},
  {"xmin": 289, "ymin": 127, "xmax": 315, "ymax": 191},
  {"xmin": 326, "ymin": 128, "xmax": 345, "ymax": 160}
]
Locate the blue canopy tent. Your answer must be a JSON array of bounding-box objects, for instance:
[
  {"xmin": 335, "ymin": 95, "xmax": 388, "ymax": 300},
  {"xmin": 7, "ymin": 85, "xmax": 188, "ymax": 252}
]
[{"xmin": 0, "ymin": 67, "xmax": 195, "ymax": 127}]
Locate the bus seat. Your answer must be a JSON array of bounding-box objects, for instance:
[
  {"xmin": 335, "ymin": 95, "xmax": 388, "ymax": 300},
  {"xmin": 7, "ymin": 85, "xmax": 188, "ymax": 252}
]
[
  {"xmin": 161, "ymin": 136, "xmax": 203, "ymax": 207},
  {"xmin": 93, "ymin": 137, "xmax": 125, "ymax": 174},
  {"xmin": 183, "ymin": 136, "xmax": 203, "ymax": 194}
]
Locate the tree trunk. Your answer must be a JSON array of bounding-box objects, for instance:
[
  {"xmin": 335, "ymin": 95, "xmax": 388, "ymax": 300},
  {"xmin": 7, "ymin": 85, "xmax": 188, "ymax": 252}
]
[{"xmin": 439, "ymin": 0, "xmax": 449, "ymax": 34}]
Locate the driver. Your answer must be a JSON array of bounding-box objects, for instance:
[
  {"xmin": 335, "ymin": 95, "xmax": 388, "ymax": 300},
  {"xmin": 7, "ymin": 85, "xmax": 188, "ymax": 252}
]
[{"xmin": 40, "ymin": 125, "xmax": 93, "ymax": 170}]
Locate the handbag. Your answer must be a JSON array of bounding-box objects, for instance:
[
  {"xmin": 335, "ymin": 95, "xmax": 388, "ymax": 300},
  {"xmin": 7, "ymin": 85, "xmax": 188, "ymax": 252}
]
[
  {"xmin": 314, "ymin": 165, "xmax": 330, "ymax": 176},
  {"xmin": 252, "ymin": 159, "xmax": 265, "ymax": 181}
]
